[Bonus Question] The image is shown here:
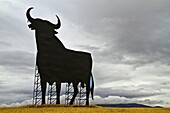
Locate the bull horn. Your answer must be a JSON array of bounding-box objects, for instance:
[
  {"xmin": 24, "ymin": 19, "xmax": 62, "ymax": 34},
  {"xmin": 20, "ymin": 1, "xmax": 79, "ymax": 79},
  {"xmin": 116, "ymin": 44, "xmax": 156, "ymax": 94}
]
[
  {"xmin": 26, "ymin": 7, "xmax": 34, "ymax": 22},
  {"xmin": 54, "ymin": 15, "xmax": 61, "ymax": 29}
]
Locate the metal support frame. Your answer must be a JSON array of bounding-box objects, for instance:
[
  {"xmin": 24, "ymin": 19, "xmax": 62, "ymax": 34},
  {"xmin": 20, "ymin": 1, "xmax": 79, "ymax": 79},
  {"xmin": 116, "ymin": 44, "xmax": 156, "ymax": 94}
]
[
  {"xmin": 33, "ymin": 66, "xmax": 57, "ymax": 105},
  {"xmin": 78, "ymin": 84, "xmax": 87, "ymax": 105},
  {"xmin": 33, "ymin": 66, "xmax": 42, "ymax": 105},
  {"xmin": 65, "ymin": 83, "xmax": 86, "ymax": 105},
  {"xmin": 47, "ymin": 82, "xmax": 57, "ymax": 104},
  {"xmin": 65, "ymin": 83, "xmax": 74, "ymax": 104},
  {"xmin": 33, "ymin": 66, "xmax": 87, "ymax": 105}
]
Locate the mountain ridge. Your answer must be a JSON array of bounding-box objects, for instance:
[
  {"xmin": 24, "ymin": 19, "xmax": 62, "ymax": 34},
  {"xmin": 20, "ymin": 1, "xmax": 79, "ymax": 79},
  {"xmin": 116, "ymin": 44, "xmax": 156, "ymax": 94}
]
[{"xmin": 97, "ymin": 103, "xmax": 163, "ymax": 108}]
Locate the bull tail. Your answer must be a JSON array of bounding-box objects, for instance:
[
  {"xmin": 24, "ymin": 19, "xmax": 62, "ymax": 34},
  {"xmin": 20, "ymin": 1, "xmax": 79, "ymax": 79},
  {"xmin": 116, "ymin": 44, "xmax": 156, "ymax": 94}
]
[{"xmin": 90, "ymin": 73, "xmax": 94, "ymax": 100}]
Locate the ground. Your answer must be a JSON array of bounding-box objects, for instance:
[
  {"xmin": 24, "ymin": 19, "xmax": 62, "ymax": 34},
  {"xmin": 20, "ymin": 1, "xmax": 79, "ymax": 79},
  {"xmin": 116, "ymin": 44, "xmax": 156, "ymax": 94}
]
[{"xmin": 0, "ymin": 105, "xmax": 169, "ymax": 113}]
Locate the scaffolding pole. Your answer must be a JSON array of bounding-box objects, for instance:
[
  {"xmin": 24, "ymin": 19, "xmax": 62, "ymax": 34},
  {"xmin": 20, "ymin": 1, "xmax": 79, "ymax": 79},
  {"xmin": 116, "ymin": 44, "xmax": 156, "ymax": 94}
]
[
  {"xmin": 47, "ymin": 82, "xmax": 57, "ymax": 104},
  {"xmin": 33, "ymin": 66, "xmax": 87, "ymax": 105},
  {"xmin": 65, "ymin": 83, "xmax": 86, "ymax": 105},
  {"xmin": 32, "ymin": 66, "xmax": 42, "ymax": 105}
]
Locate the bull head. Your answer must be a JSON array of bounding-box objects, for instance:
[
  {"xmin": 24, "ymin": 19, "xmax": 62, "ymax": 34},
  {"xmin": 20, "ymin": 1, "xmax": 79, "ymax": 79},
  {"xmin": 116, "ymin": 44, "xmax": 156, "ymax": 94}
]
[{"xmin": 26, "ymin": 7, "xmax": 61, "ymax": 33}]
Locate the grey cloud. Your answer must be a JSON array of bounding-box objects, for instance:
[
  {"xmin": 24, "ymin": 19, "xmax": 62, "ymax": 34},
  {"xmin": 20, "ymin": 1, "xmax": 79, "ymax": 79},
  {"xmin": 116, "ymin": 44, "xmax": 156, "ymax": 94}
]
[
  {"xmin": 0, "ymin": 95, "xmax": 165, "ymax": 107},
  {"xmin": 76, "ymin": 45, "xmax": 100, "ymax": 52},
  {"xmin": 0, "ymin": 89, "xmax": 32, "ymax": 98},
  {"xmin": 0, "ymin": 80, "xmax": 4, "ymax": 89},
  {"xmin": 0, "ymin": 11, "xmax": 30, "ymax": 38},
  {"xmin": 139, "ymin": 99, "xmax": 164, "ymax": 106},
  {"xmin": 0, "ymin": 51, "xmax": 35, "ymax": 73},
  {"xmin": 65, "ymin": 0, "xmax": 170, "ymax": 67},
  {"xmin": 0, "ymin": 4, "xmax": 36, "ymax": 52},
  {"xmin": 49, "ymin": 0, "xmax": 170, "ymax": 69},
  {"xmin": 90, "ymin": 95, "xmax": 164, "ymax": 106},
  {"xmin": 95, "ymin": 87, "xmax": 162, "ymax": 98},
  {"xmin": 0, "ymin": 41, "xmax": 12, "ymax": 48},
  {"xmin": 0, "ymin": 93, "xmax": 32, "ymax": 105},
  {"xmin": 0, "ymin": 84, "xmax": 33, "ymax": 104},
  {"xmin": 9, "ymin": 89, "xmax": 32, "ymax": 96}
]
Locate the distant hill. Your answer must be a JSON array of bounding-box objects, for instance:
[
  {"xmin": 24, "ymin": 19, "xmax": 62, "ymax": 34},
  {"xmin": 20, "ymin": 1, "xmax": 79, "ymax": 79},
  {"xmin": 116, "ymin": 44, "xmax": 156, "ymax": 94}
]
[{"xmin": 97, "ymin": 103, "xmax": 163, "ymax": 108}]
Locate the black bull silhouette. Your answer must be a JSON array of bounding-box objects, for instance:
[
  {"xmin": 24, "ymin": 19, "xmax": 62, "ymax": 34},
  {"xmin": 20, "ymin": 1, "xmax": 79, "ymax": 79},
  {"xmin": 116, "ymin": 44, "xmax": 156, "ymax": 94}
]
[{"xmin": 26, "ymin": 7, "xmax": 94, "ymax": 105}]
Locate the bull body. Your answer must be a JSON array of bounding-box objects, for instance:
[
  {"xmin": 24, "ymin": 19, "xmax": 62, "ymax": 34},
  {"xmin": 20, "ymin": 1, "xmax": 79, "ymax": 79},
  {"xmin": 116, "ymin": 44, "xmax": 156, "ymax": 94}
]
[{"xmin": 26, "ymin": 7, "xmax": 94, "ymax": 105}]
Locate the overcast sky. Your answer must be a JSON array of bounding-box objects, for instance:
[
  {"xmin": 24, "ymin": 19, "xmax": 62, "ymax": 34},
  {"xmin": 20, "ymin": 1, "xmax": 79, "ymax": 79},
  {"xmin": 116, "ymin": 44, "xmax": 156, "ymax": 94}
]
[{"xmin": 0, "ymin": 0, "xmax": 170, "ymax": 107}]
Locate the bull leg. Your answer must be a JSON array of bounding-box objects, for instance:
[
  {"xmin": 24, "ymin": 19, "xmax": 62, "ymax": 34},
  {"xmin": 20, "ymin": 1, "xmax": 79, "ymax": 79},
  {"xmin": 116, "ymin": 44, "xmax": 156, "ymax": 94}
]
[
  {"xmin": 70, "ymin": 82, "xmax": 78, "ymax": 105},
  {"xmin": 56, "ymin": 82, "xmax": 61, "ymax": 104},
  {"xmin": 86, "ymin": 81, "xmax": 90, "ymax": 105},
  {"xmin": 41, "ymin": 81, "xmax": 46, "ymax": 104}
]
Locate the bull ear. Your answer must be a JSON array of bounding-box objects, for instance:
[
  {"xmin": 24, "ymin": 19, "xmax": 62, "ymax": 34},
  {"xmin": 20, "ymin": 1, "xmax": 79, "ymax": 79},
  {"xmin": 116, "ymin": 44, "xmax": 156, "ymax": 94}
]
[
  {"xmin": 54, "ymin": 30, "xmax": 58, "ymax": 34},
  {"xmin": 26, "ymin": 7, "xmax": 34, "ymax": 22},
  {"xmin": 54, "ymin": 15, "xmax": 61, "ymax": 29}
]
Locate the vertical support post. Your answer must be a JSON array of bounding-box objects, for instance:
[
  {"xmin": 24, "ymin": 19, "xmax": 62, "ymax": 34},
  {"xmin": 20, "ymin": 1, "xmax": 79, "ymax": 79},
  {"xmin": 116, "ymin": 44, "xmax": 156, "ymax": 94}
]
[
  {"xmin": 65, "ymin": 83, "xmax": 74, "ymax": 105},
  {"xmin": 65, "ymin": 83, "xmax": 86, "ymax": 105},
  {"xmin": 33, "ymin": 66, "xmax": 88, "ymax": 105},
  {"xmin": 47, "ymin": 82, "xmax": 57, "ymax": 104},
  {"xmin": 33, "ymin": 66, "xmax": 57, "ymax": 105},
  {"xmin": 79, "ymin": 83, "xmax": 86, "ymax": 105},
  {"xmin": 33, "ymin": 66, "xmax": 42, "ymax": 105}
]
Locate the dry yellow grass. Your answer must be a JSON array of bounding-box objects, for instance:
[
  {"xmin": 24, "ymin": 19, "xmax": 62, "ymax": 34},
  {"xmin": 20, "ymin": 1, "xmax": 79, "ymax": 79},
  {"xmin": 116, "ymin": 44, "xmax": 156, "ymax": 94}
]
[{"xmin": 0, "ymin": 104, "xmax": 169, "ymax": 113}]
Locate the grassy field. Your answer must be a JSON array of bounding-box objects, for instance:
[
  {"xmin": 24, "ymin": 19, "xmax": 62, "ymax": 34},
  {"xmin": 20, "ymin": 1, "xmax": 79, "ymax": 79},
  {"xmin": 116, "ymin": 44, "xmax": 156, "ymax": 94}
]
[{"xmin": 0, "ymin": 104, "xmax": 169, "ymax": 113}]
